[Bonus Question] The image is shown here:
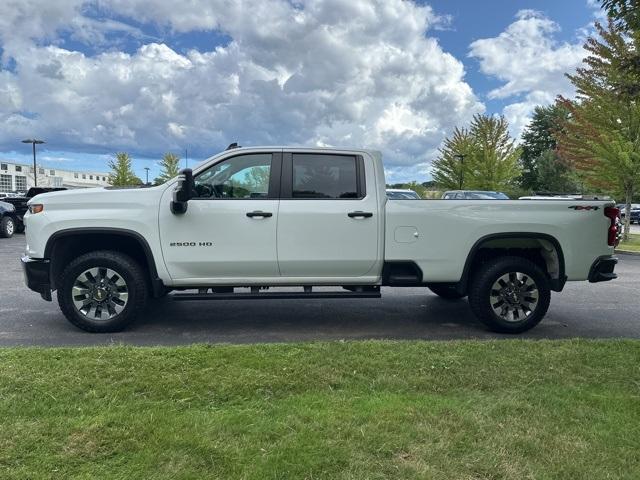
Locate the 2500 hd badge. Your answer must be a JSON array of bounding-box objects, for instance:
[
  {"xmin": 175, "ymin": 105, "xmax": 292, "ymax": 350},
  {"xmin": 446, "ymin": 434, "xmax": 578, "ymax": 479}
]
[{"xmin": 169, "ymin": 241, "xmax": 213, "ymax": 247}]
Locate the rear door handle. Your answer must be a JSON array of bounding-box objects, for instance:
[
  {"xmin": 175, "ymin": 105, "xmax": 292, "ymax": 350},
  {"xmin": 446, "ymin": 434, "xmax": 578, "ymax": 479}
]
[
  {"xmin": 348, "ymin": 211, "xmax": 373, "ymax": 218},
  {"xmin": 246, "ymin": 211, "xmax": 273, "ymax": 218}
]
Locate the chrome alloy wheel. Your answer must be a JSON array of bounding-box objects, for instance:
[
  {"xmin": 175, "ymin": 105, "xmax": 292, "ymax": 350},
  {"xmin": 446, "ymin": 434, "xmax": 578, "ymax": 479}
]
[
  {"xmin": 72, "ymin": 267, "xmax": 129, "ymax": 320},
  {"xmin": 5, "ymin": 219, "xmax": 14, "ymax": 236},
  {"xmin": 489, "ymin": 271, "xmax": 539, "ymax": 322}
]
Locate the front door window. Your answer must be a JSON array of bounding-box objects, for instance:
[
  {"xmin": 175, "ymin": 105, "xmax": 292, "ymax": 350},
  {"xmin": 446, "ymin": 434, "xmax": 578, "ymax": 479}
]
[{"xmin": 194, "ymin": 154, "xmax": 272, "ymax": 199}]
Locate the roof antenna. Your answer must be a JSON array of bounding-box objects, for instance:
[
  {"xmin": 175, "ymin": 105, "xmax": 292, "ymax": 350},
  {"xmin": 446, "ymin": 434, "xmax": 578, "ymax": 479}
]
[{"xmin": 226, "ymin": 142, "xmax": 241, "ymax": 150}]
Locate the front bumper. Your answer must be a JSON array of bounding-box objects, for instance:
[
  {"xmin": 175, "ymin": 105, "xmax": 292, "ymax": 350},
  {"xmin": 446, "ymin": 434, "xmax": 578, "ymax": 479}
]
[
  {"xmin": 588, "ymin": 255, "xmax": 618, "ymax": 283},
  {"xmin": 21, "ymin": 256, "xmax": 52, "ymax": 301}
]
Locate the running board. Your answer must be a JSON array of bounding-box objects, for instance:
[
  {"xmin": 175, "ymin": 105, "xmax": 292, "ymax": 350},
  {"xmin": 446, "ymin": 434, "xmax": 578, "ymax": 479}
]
[{"xmin": 172, "ymin": 291, "xmax": 381, "ymax": 301}]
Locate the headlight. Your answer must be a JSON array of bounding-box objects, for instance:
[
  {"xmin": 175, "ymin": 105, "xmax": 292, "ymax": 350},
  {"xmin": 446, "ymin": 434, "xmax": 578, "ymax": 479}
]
[{"xmin": 28, "ymin": 204, "xmax": 44, "ymax": 214}]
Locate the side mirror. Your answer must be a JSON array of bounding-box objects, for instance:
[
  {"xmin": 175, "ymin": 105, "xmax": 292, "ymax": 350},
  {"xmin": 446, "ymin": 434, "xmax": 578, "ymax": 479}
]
[{"xmin": 170, "ymin": 168, "xmax": 194, "ymax": 215}]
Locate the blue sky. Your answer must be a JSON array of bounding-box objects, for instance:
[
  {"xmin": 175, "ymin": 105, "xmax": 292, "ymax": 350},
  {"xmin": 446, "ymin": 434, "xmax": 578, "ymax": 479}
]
[
  {"xmin": 428, "ymin": 0, "xmax": 594, "ymax": 107},
  {"xmin": 0, "ymin": 0, "xmax": 600, "ymax": 182}
]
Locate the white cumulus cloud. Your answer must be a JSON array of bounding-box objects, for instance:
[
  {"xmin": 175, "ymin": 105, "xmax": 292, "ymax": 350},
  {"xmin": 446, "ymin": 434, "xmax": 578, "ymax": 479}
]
[
  {"xmin": 0, "ymin": 0, "xmax": 484, "ymax": 181},
  {"xmin": 469, "ymin": 9, "xmax": 585, "ymax": 137}
]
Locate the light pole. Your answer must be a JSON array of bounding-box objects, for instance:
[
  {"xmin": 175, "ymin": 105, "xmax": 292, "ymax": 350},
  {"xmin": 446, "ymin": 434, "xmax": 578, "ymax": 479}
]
[
  {"xmin": 144, "ymin": 167, "xmax": 150, "ymax": 185},
  {"xmin": 22, "ymin": 138, "xmax": 45, "ymax": 187},
  {"xmin": 454, "ymin": 153, "xmax": 465, "ymax": 190}
]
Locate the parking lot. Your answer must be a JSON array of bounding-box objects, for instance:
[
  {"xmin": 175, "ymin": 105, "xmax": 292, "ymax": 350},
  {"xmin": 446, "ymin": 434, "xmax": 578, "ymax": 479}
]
[{"xmin": 1, "ymin": 233, "xmax": 639, "ymax": 346}]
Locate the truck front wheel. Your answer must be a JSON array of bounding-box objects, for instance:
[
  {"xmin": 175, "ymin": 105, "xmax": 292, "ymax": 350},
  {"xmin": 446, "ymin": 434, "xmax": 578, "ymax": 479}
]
[
  {"xmin": 468, "ymin": 256, "xmax": 550, "ymax": 334},
  {"xmin": 57, "ymin": 250, "xmax": 148, "ymax": 332}
]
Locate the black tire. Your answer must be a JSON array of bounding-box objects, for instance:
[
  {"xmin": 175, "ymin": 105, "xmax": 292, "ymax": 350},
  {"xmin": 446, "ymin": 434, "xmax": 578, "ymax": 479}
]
[
  {"xmin": 468, "ymin": 256, "xmax": 550, "ymax": 334},
  {"xmin": 428, "ymin": 285, "xmax": 466, "ymax": 300},
  {"xmin": 0, "ymin": 216, "xmax": 15, "ymax": 238},
  {"xmin": 15, "ymin": 222, "xmax": 25, "ymax": 233},
  {"xmin": 57, "ymin": 250, "xmax": 148, "ymax": 332}
]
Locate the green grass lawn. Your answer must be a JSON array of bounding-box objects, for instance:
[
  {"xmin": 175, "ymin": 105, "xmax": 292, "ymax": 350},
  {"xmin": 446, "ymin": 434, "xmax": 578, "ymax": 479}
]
[
  {"xmin": 1, "ymin": 340, "xmax": 639, "ymax": 479},
  {"xmin": 619, "ymin": 232, "xmax": 640, "ymax": 252}
]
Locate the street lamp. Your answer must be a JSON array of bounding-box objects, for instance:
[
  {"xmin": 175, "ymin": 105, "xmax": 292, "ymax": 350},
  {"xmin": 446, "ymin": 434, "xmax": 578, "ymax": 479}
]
[
  {"xmin": 454, "ymin": 153, "xmax": 465, "ymax": 190},
  {"xmin": 21, "ymin": 138, "xmax": 45, "ymax": 187},
  {"xmin": 144, "ymin": 167, "xmax": 150, "ymax": 185}
]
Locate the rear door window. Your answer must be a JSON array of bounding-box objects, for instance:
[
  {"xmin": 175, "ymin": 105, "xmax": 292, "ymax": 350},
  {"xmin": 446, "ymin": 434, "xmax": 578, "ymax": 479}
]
[{"xmin": 291, "ymin": 154, "xmax": 359, "ymax": 199}]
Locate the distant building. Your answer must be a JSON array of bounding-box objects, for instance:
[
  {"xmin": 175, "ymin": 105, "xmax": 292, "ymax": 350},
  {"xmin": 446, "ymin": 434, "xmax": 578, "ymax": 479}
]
[{"xmin": 0, "ymin": 160, "xmax": 109, "ymax": 192}]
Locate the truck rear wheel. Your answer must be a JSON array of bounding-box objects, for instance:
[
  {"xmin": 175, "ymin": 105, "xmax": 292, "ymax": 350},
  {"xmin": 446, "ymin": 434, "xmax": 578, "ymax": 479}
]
[
  {"xmin": 57, "ymin": 250, "xmax": 148, "ymax": 332},
  {"xmin": 468, "ymin": 256, "xmax": 550, "ymax": 333},
  {"xmin": 428, "ymin": 285, "xmax": 466, "ymax": 300},
  {"xmin": 0, "ymin": 216, "xmax": 15, "ymax": 238}
]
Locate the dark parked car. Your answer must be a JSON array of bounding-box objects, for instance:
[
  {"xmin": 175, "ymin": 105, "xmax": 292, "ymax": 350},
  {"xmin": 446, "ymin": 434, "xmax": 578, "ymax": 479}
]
[
  {"xmin": 442, "ymin": 190, "xmax": 510, "ymax": 200},
  {"xmin": 617, "ymin": 204, "xmax": 640, "ymax": 223},
  {"xmin": 2, "ymin": 187, "xmax": 66, "ymax": 233},
  {"xmin": 0, "ymin": 201, "xmax": 18, "ymax": 238}
]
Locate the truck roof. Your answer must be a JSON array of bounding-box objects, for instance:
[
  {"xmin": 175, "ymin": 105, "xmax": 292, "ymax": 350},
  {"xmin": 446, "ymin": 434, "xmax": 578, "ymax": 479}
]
[{"xmin": 203, "ymin": 145, "xmax": 381, "ymax": 158}]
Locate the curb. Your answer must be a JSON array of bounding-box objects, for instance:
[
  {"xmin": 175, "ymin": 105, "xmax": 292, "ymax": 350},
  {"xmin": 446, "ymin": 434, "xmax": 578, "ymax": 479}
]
[{"xmin": 615, "ymin": 249, "xmax": 640, "ymax": 256}]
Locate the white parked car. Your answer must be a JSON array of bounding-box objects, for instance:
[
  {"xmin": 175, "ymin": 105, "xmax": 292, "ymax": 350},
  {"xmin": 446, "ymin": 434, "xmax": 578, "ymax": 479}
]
[
  {"xmin": 386, "ymin": 188, "xmax": 421, "ymax": 199},
  {"xmin": 22, "ymin": 146, "xmax": 620, "ymax": 334},
  {"xmin": 443, "ymin": 190, "xmax": 510, "ymax": 200}
]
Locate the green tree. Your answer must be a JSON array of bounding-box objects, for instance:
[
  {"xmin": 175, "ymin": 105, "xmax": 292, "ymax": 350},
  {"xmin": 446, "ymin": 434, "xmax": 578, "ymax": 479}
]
[
  {"xmin": 432, "ymin": 115, "xmax": 521, "ymax": 191},
  {"xmin": 108, "ymin": 152, "xmax": 141, "ymax": 186},
  {"xmin": 154, "ymin": 153, "xmax": 181, "ymax": 185},
  {"xmin": 467, "ymin": 115, "xmax": 522, "ymax": 191},
  {"xmin": 599, "ymin": 0, "xmax": 640, "ymax": 32},
  {"xmin": 598, "ymin": 1, "xmax": 640, "ymax": 98},
  {"xmin": 535, "ymin": 150, "xmax": 579, "ymax": 193},
  {"xmin": 519, "ymin": 104, "xmax": 578, "ymax": 192},
  {"xmin": 431, "ymin": 127, "xmax": 474, "ymax": 189},
  {"xmin": 557, "ymin": 21, "xmax": 640, "ymax": 240}
]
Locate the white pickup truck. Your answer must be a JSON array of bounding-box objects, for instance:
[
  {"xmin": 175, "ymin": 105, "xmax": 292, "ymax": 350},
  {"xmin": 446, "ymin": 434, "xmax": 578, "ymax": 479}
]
[{"xmin": 22, "ymin": 146, "xmax": 620, "ymax": 333}]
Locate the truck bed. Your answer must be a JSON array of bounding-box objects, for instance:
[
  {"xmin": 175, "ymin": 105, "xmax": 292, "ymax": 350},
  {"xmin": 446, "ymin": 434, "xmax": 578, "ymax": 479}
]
[{"xmin": 385, "ymin": 199, "xmax": 614, "ymax": 282}]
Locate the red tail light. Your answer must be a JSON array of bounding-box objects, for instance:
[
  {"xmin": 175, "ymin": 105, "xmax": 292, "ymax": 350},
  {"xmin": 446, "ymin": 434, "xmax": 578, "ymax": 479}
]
[{"xmin": 604, "ymin": 207, "xmax": 620, "ymax": 247}]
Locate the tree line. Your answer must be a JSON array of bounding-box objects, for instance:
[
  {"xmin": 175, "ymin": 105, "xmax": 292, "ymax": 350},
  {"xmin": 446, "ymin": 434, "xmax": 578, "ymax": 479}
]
[{"xmin": 426, "ymin": 0, "xmax": 639, "ymax": 239}]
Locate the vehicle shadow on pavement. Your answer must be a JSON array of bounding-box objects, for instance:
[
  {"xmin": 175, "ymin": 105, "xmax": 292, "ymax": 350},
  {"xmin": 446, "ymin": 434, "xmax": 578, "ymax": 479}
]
[{"xmin": 132, "ymin": 293, "xmax": 499, "ymax": 342}]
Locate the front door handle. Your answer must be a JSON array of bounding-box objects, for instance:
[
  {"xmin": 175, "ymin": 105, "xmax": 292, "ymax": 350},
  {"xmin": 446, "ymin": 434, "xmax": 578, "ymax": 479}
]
[
  {"xmin": 348, "ymin": 211, "xmax": 373, "ymax": 218},
  {"xmin": 246, "ymin": 211, "xmax": 273, "ymax": 218}
]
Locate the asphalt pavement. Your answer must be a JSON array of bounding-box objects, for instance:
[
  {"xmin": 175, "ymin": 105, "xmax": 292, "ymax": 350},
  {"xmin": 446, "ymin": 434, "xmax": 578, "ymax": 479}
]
[{"xmin": 1, "ymin": 233, "xmax": 639, "ymax": 346}]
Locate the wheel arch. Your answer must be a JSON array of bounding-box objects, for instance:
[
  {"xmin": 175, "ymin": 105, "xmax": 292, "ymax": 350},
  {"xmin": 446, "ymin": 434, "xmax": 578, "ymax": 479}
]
[
  {"xmin": 459, "ymin": 232, "xmax": 566, "ymax": 293},
  {"xmin": 45, "ymin": 227, "xmax": 165, "ymax": 297}
]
